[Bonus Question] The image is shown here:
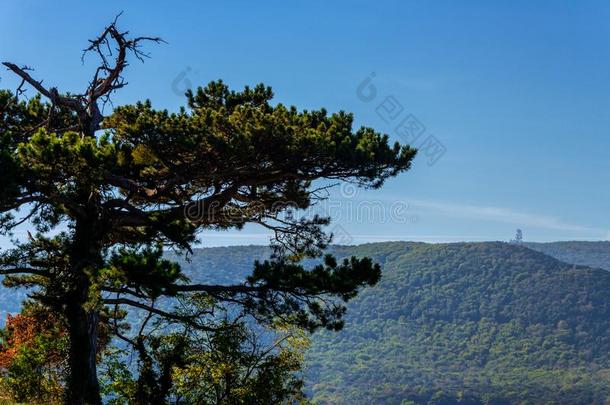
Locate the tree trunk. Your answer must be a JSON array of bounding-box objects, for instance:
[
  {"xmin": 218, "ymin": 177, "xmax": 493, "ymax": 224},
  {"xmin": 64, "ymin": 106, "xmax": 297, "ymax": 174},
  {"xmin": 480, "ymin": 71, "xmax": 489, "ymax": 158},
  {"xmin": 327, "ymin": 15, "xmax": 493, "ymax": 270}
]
[
  {"xmin": 65, "ymin": 219, "xmax": 103, "ymax": 405},
  {"xmin": 66, "ymin": 303, "xmax": 101, "ymax": 405}
]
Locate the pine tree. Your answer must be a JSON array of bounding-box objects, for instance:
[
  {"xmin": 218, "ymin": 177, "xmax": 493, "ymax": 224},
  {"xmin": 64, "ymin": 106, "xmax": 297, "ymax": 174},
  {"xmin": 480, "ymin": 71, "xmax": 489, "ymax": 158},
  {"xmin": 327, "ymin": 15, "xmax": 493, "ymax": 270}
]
[{"xmin": 0, "ymin": 19, "xmax": 416, "ymax": 404}]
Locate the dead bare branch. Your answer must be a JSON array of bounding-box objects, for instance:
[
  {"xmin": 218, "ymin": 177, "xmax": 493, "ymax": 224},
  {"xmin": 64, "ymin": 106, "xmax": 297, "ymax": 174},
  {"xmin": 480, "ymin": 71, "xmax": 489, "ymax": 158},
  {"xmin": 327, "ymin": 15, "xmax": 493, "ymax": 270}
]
[{"xmin": 3, "ymin": 14, "xmax": 163, "ymax": 137}]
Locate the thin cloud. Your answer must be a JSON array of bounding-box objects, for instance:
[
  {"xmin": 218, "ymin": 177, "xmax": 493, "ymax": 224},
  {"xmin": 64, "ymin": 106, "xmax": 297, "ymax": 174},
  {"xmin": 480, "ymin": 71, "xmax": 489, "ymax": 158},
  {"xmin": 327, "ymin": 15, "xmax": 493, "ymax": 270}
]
[{"xmin": 408, "ymin": 198, "xmax": 605, "ymax": 234}]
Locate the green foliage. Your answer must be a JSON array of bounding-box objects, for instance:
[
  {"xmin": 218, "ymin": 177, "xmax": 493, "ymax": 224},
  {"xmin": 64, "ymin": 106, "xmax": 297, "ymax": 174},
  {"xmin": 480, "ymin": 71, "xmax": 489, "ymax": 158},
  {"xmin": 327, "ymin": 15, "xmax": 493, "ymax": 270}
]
[
  {"xmin": 0, "ymin": 303, "xmax": 67, "ymax": 404},
  {"xmin": 99, "ymin": 322, "xmax": 310, "ymax": 405},
  {"xmin": 246, "ymin": 255, "xmax": 381, "ymax": 331},
  {"xmin": 171, "ymin": 323, "xmax": 309, "ymax": 404},
  {"xmin": 102, "ymin": 246, "xmax": 185, "ymax": 299},
  {"xmin": 305, "ymin": 242, "xmax": 610, "ymax": 404},
  {"xmin": 1, "ymin": 338, "xmax": 63, "ymax": 404},
  {"xmin": 99, "ymin": 348, "xmax": 136, "ymax": 404}
]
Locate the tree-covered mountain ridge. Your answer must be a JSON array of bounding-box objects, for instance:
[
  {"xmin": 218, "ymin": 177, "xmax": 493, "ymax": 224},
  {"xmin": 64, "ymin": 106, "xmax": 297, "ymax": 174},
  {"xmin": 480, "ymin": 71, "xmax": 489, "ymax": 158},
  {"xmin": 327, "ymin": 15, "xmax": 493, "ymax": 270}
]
[
  {"xmin": 306, "ymin": 241, "xmax": 610, "ymax": 404},
  {"xmin": 164, "ymin": 241, "xmax": 610, "ymax": 403},
  {"xmin": 2, "ymin": 241, "xmax": 610, "ymax": 403}
]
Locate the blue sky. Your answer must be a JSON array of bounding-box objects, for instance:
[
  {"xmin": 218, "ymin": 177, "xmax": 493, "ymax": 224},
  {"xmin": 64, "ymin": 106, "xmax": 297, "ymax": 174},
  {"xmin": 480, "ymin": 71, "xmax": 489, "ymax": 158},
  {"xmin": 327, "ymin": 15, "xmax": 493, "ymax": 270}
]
[{"xmin": 1, "ymin": 1, "xmax": 610, "ymax": 246}]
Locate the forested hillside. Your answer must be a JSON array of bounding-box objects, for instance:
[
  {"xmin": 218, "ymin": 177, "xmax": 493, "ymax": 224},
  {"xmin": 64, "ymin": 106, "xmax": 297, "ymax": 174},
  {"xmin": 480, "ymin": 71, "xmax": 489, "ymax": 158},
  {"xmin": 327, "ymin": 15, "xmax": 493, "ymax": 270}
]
[
  {"xmin": 306, "ymin": 242, "xmax": 610, "ymax": 404},
  {"xmin": 2, "ymin": 241, "xmax": 610, "ymax": 403},
  {"xmin": 165, "ymin": 241, "xmax": 610, "ymax": 404}
]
